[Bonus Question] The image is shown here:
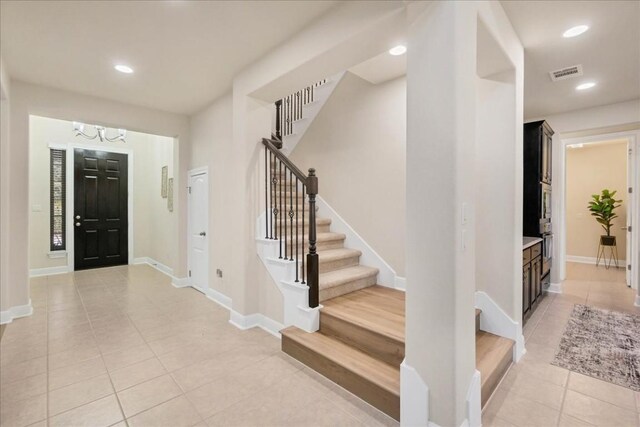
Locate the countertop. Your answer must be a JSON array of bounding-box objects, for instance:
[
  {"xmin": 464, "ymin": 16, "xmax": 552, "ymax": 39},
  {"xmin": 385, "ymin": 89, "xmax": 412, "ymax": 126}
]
[{"xmin": 523, "ymin": 236, "xmax": 543, "ymax": 250}]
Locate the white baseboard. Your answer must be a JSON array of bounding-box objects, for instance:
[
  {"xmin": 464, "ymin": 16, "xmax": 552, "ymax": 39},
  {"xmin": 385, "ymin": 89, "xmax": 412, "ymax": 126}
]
[
  {"xmin": 0, "ymin": 299, "xmax": 34, "ymax": 325},
  {"xmin": 207, "ymin": 288, "xmax": 232, "ymax": 310},
  {"xmin": 29, "ymin": 265, "xmax": 71, "ymax": 277},
  {"xmin": 466, "ymin": 370, "xmax": 482, "ymax": 427},
  {"xmin": 547, "ymin": 282, "xmax": 563, "ymax": 293},
  {"xmin": 400, "ymin": 360, "xmax": 430, "ymax": 427},
  {"xmin": 395, "ymin": 276, "xmax": 406, "ymax": 291},
  {"xmin": 475, "ymin": 291, "xmax": 526, "ymax": 362},
  {"xmin": 566, "ymin": 255, "xmax": 626, "ymax": 267},
  {"xmin": 229, "ymin": 310, "xmax": 284, "ymax": 338},
  {"xmin": 132, "ymin": 257, "xmax": 188, "ymax": 288},
  {"xmin": 635, "ymin": 294, "xmax": 640, "ymax": 307}
]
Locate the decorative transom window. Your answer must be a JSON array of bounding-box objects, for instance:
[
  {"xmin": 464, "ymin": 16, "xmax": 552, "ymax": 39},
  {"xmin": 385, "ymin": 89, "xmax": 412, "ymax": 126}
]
[{"xmin": 50, "ymin": 149, "xmax": 66, "ymax": 251}]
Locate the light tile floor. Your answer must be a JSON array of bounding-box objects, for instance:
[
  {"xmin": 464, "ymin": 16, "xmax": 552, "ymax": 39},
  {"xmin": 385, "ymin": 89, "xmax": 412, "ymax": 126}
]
[
  {"xmin": 0, "ymin": 265, "xmax": 397, "ymax": 427},
  {"xmin": 483, "ymin": 262, "xmax": 640, "ymax": 427}
]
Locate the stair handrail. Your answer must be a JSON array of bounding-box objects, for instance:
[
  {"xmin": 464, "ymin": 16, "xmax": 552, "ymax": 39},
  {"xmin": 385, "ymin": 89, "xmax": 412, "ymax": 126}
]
[{"xmin": 262, "ymin": 138, "xmax": 319, "ymax": 308}]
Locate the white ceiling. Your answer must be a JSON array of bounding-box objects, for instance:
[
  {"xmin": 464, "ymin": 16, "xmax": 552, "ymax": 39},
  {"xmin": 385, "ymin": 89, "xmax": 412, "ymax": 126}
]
[
  {"xmin": 349, "ymin": 50, "xmax": 406, "ymax": 85},
  {"xmin": 501, "ymin": 1, "xmax": 640, "ymax": 119},
  {"xmin": 0, "ymin": 0, "xmax": 337, "ymax": 115}
]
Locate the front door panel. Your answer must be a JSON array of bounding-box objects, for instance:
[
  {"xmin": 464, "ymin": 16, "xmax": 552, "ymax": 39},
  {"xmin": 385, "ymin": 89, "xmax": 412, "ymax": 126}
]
[{"xmin": 74, "ymin": 149, "xmax": 128, "ymax": 270}]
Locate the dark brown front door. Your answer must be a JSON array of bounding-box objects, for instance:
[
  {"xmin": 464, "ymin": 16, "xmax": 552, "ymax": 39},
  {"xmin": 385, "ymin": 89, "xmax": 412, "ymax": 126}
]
[{"xmin": 74, "ymin": 149, "xmax": 128, "ymax": 270}]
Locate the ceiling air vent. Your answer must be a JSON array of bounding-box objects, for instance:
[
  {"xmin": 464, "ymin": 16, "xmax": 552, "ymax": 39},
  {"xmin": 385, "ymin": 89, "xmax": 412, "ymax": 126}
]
[{"xmin": 549, "ymin": 64, "xmax": 583, "ymax": 82}]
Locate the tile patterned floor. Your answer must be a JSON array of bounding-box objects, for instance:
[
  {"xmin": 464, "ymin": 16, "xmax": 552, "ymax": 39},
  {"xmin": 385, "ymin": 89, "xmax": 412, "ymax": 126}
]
[
  {"xmin": 483, "ymin": 262, "xmax": 640, "ymax": 427},
  {"xmin": 2, "ymin": 262, "xmax": 639, "ymax": 426},
  {"xmin": 0, "ymin": 265, "xmax": 397, "ymax": 427}
]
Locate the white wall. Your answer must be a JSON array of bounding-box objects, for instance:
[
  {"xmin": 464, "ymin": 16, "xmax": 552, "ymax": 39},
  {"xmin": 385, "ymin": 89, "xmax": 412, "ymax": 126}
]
[
  {"xmin": 290, "ymin": 72, "xmax": 406, "ymax": 277},
  {"xmin": 6, "ymin": 81, "xmax": 189, "ymax": 312},
  {"xmin": 28, "ymin": 116, "xmax": 176, "ymax": 273},
  {"xmin": 0, "ymin": 56, "xmax": 11, "ymax": 313}
]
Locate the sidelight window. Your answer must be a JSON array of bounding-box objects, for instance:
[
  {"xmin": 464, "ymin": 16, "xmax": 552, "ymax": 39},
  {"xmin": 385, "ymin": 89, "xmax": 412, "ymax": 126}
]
[{"xmin": 50, "ymin": 149, "xmax": 66, "ymax": 251}]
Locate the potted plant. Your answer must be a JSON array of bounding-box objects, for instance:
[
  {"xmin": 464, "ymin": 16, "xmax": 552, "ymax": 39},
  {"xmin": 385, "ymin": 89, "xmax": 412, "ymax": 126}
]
[{"xmin": 588, "ymin": 189, "xmax": 622, "ymax": 246}]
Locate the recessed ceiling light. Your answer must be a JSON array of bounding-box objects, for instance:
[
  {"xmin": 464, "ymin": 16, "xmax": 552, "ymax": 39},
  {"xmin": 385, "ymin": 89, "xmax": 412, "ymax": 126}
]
[
  {"xmin": 389, "ymin": 45, "xmax": 407, "ymax": 56},
  {"xmin": 563, "ymin": 25, "xmax": 589, "ymax": 38},
  {"xmin": 114, "ymin": 64, "xmax": 134, "ymax": 74},
  {"xmin": 576, "ymin": 82, "xmax": 596, "ymax": 91}
]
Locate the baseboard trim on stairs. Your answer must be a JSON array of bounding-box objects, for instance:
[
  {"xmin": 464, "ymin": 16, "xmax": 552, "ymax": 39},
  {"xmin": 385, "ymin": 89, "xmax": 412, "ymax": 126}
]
[
  {"xmin": 0, "ymin": 299, "xmax": 34, "ymax": 325},
  {"xmin": 394, "ymin": 276, "xmax": 406, "ymax": 291},
  {"xmin": 466, "ymin": 370, "xmax": 482, "ymax": 427},
  {"xmin": 474, "ymin": 291, "xmax": 525, "ymax": 362},
  {"xmin": 400, "ymin": 361, "xmax": 430, "ymax": 427},
  {"xmin": 229, "ymin": 311, "xmax": 284, "ymax": 338},
  {"xmin": 316, "ymin": 195, "xmax": 397, "ymax": 288}
]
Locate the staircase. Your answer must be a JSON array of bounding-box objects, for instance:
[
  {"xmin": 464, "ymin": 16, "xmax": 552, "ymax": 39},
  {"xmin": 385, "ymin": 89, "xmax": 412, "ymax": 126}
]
[{"xmin": 259, "ymin": 80, "xmax": 515, "ymax": 422}]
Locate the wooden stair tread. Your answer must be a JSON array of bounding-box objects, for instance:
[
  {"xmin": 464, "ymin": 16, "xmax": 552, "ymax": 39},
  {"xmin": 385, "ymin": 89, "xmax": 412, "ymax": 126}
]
[
  {"xmin": 319, "ymin": 265, "xmax": 378, "ymax": 289},
  {"xmin": 321, "ymin": 286, "xmax": 405, "ymax": 342},
  {"xmin": 281, "ymin": 327, "xmax": 400, "ymax": 396}
]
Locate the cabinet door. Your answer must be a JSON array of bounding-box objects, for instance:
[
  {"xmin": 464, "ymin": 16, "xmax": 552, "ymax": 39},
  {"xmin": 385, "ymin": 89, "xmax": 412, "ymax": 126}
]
[
  {"xmin": 531, "ymin": 260, "xmax": 538, "ymax": 304},
  {"xmin": 535, "ymin": 259, "xmax": 543, "ymax": 298},
  {"xmin": 542, "ymin": 132, "xmax": 552, "ymax": 184},
  {"xmin": 523, "ymin": 263, "xmax": 531, "ymax": 314}
]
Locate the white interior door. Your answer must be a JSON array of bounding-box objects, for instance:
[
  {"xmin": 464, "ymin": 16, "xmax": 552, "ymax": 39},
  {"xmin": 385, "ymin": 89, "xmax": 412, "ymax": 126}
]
[
  {"xmin": 626, "ymin": 144, "xmax": 634, "ymax": 287},
  {"xmin": 188, "ymin": 170, "xmax": 208, "ymax": 294}
]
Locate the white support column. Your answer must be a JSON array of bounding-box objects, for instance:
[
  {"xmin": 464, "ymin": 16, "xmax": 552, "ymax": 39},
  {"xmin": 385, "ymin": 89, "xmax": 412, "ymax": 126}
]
[{"xmin": 404, "ymin": 2, "xmax": 477, "ymax": 426}]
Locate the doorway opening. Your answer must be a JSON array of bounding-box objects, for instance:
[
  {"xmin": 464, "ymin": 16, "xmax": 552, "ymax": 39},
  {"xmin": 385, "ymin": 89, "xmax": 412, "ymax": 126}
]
[
  {"xmin": 28, "ymin": 115, "xmax": 177, "ymax": 276},
  {"xmin": 561, "ymin": 132, "xmax": 639, "ymax": 309}
]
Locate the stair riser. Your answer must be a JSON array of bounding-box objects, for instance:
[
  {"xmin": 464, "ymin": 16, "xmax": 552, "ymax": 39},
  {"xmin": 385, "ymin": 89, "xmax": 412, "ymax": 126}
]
[
  {"xmin": 282, "ymin": 335, "xmax": 400, "ymax": 421},
  {"xmin": 320, "ymin": 274, "xmax": 376, "ymax": 301},
  {"xmin": 272, "ymin": 223, "xmax": 331, "ymax": 234},
  {"xmin": 317, "ymin": 254, "xmax": 360, "ymax": 274},
  {"xmin": 320, "ymin": 312, "xmax": 404, "ymax": 367},
  {"xmin": 481, "ymin": 352, "xmax": 512, "ymax": 407},
  {"xmin": 316, "ymin": 240, "xmax": 345, "ymax": 251}
]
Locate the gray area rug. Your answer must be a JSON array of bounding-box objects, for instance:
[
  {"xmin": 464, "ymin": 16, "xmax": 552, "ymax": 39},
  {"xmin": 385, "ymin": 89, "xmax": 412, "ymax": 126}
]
[{"xmin": 552, "ymin": 304, "xmax": 640, "ymax": 391}]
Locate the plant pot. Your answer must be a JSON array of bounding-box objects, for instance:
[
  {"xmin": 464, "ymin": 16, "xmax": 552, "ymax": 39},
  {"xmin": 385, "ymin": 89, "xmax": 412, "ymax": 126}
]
[{"xmin": 600, "ymin": 235, "xmax": 616, "ymax": 246}]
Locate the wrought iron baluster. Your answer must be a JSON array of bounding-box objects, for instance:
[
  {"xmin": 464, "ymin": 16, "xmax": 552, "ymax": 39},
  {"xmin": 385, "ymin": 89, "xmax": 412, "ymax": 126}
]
[
  {"xmin": 302, "ymin": 183, "xmax": 305, "ymax": 284},
  {"xmin": 264, "ymin": 146, "xmax": 268, "ymax": 239},
  {"xmin": 283, "ymin": 165, "xmax": 288, "ymax": 260},
  {"xmin": 289, "ymin": 169, "xmax": 294, "ymax": 261},
  {"xmin": 295, "ymin": 177, "xmax": 299, "ymax": 282},
  {"xmin": 270, "ymin": 152, "xmax": 276, "ymax": 240},
  {"xmin": 279, "ymin": 159, "xmax": 283, "ymax": 258}
]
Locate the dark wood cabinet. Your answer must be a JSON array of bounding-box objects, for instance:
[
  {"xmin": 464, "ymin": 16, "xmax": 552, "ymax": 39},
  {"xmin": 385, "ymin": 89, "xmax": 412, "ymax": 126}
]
[
  {"xmin": 523, "ymin": 120, "xmax": 554, "ymax": 237},
  {"xmin": 523, "ymin": 242, "xmax": 542, "ymax": 319}
]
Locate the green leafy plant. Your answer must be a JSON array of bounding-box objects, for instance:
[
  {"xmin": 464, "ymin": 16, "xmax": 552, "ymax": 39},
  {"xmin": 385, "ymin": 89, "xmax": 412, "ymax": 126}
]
[{"xmin": 588, "ymin": 189, "xmax": 622, "ymax": 236}]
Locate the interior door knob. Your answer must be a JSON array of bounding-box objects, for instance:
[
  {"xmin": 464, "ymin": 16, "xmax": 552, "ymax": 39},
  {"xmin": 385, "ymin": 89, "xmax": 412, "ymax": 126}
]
[
  {"xmin": 75, "ymin": 222, "xmax": 81, "ymax": 227},
  {"xmin": 199, "ymin": 231, "xmax": 206, "ymax": 237},
  {"xmin": 75, "ymin": 215, "xmax": 81, "ymax": 220}
]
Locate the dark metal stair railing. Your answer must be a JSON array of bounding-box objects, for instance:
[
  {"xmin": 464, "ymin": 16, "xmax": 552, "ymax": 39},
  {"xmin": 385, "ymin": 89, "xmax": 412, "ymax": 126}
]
[
  {"xmin": 262, "ymin": 137, "xmax": 319, "ymax": 308},
  {"xmin": 273, "ymin": 79, "xmax": 327, "ymax": 141}
]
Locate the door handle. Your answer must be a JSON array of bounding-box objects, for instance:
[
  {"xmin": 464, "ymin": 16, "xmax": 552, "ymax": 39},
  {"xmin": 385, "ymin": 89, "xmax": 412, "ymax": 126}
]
[
  {"xmin": 199, "ymin": 231, "xmax": 206, "ymax": 237},
  {"xmin": 75, "ymin": 215, "xmax": 81, "ymax": 220},
  {"xmin": 75, "ymin": 222, "xmax": 81, "ymax": 227}
]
